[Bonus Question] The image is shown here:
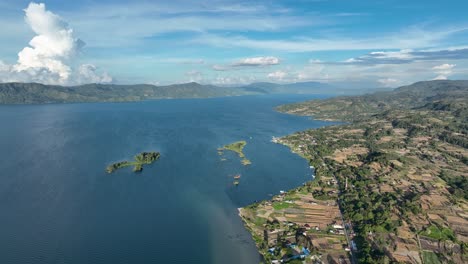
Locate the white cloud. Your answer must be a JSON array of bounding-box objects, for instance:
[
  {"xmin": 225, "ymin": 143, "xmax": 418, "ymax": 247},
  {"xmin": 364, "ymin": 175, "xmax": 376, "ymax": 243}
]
[
  {"xmin": 76, "ymin": 64, "xmax": 112, "ymax": 83},
  {"xmin": 432, "ymin": 63, "xmax": 456, "ymax": 71},
  {"xmin": 432, "ymin": 63, "xmax": 456, "ymax": 80},
  {"xmin": 185, "ymin": 70, "xmax": 203, "ymax": 82},
  {"xmin": 232, "ymin": 56, "xmax": 280, "ymax": 67},
  {"xmin": 68, "ymin": 5, "xmax": 320, "ymax": 48},
  {"xmin": 308, "ymin": 59, "xmax": 322, "ymax": 63},
  {"xmin": 211, "ymin": 56, "xmax": 280, "ymax": 72},
  {"xmin": 378, "ymin": 78, "xmax": 399, "ymax": 87},
  {"xmin": 339, "ymin": 48, "xmax": 468, "ymax": 66},
  {"xmin": 0, "ymin": 2, "xmax": 111, "ymax": 85},
  {"xmin": 297, "ymin": 64, "xmax": 327, "ymax": 81},
  {"xmin": 194, "ymin": 25, "xmax": 468, "ymax": 52},
  {"xmin": 369, "ymin": 49, "xmax": 415, "ymax": 60},
  {"xmin": 212, "ymin": 75, "xmax": 256, "ymax": 85},
  {"xmin": 267, "ymin": 70, "xmax": 287, "ymax": 81},
  {"xmin": 12, "ymin": 2, "xmax": 81, "ymax": 83},
  {"xmin": 433, "ymin": 75, "xmax": 447, "ymax": 80},
  {"xmin": 212, "ymin": 64, "xmax": 229, "ymax": 71}
]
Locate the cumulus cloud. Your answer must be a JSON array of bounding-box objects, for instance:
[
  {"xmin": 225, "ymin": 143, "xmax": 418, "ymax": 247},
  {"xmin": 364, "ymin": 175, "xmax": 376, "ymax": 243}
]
[
  {"xmin": 433, "ymin": 63, "xmax": 456, "ymax": 71},
  {"xmin": 76, "ymin": 64, "xmax": 112, "ymax": 83},
  {"xmin": 432, "ymin": 63, "xmax": 456, "ymax": 80},
  {"xmin": 232, "ymin": 56, "xmax": 280, "ymax": 67},
  {"xmin": 0, "ymin": 2, "xmax": 111, "ymax": 85}
]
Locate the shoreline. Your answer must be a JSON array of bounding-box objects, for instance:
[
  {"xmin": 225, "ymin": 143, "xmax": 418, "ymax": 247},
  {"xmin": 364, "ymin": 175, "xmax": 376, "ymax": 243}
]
[{"xmin": 238, "ymin": 134, "xmax": 353, "ymax": 263}]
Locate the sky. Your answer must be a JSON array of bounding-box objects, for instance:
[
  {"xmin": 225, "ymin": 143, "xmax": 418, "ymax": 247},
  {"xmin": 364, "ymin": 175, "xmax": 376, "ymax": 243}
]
[{"xmin": 0, "ymin": 0, "xmax": 467, "ymax": 87}]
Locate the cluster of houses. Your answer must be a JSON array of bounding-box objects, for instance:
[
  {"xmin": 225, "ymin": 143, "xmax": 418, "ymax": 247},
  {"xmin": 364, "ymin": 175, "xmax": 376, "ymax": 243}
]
[{"xmin": 268, "ymin": 243, "xmax": 311, "ymax": 263}]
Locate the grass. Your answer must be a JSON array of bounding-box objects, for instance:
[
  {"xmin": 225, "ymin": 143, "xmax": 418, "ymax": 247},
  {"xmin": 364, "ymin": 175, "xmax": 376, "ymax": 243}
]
[
  {"xmin": 422, "ymin": 251, "xmax": 441, "ymax": 264},
  {"xmin": 272, "ymin": 202, "xmax": 292, "ymax": 210},
  {"xmin": 253, "ymin": 216, "xmax": 267, "ymax": 226},
  {"xmin": 421, "ymin": 225, "xmax": 456, "ymax": 241}
]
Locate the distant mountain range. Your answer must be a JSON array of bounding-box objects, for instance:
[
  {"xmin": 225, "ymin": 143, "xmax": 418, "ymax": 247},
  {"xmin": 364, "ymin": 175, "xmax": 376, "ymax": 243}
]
[
  {"xmin": 239, "ymin": 81, "xmax": 335, "ymax": 94},
  {"xmin": 0, "ymin": 81, "xmax": 349, "ymax": 104}
]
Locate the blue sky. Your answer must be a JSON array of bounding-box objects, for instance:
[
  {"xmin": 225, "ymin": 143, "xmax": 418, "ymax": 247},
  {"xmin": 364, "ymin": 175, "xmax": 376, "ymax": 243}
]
[{"xmin": 0, "ymin": 0, "xmax": 467, "ymax": 87}]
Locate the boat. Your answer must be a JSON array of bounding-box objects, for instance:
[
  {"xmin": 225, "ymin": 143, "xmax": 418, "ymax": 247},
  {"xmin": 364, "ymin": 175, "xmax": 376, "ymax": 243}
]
[
  {"xmin": 233, "ymin": 181, "xmax": 240, "ymax": 186},
  {"xmin": 234, "ymin": 174, "xmax": 241, "ymax": 179}
]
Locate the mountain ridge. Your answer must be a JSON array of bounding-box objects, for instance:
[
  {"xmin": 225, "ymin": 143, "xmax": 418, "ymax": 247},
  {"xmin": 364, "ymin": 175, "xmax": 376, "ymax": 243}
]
[
  {"xmin": 2, "ymin": 80, "xmax": 465, "ymax": 104},
  {"xmin": 276, "ymin": 80, "xmax": 468, "ymax": 121},
  {"xmin": 0, "ymin": 81, "xmax": 335, "ymax": 104}
]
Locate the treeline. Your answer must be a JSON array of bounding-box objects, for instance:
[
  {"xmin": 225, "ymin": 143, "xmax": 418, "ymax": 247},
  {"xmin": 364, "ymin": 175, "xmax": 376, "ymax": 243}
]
[{"xmin": 439, "ymin": 171, "xmax": 468, "ymax": 200}]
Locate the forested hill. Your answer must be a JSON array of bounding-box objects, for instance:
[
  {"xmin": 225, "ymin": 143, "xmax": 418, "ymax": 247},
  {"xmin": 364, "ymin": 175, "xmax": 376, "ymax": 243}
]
[
  {"xmin": 0, "ymin": 82, "xmax": 246, "ymax": 104},
  {"xmin": 0, "ymin": 81, "xmax": 337, "ymax": 104},
  {"xmin": 277, "ymin": 80, "xmax": 468, "ymax": 121}
]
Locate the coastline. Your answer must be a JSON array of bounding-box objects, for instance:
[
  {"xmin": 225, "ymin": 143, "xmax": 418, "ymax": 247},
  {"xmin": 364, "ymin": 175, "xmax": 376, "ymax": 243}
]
[
  {"xmin": 238, "ymin": 133, "xmax": 353, "ymax": 264},
  {"xmin": 240, "ymin": 90, "xmax": 468, "ymax": 263}
]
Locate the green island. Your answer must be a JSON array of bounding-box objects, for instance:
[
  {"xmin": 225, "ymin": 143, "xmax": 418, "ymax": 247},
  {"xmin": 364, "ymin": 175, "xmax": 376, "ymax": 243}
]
[
  {"xmin": 106, "ymin": 152, "xmax": 160, "ymax": 173},
  {"xmin": 218, "ymin": 140, "xmax": 252, "ymax": 165},
  {"xmin": 240, "ymin": 80, "xmax": 468, "ymax": 264}
]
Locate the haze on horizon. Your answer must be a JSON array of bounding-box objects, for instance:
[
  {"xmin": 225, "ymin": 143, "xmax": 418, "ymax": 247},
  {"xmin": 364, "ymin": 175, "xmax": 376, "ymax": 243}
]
[{"xmin": 0, "ymin": 0, "xmax": 467, "ymax": 88}]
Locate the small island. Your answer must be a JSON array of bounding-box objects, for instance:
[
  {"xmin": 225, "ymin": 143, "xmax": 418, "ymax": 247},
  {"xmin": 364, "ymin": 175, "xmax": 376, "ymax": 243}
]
[
  {"xmin": 106, "ymin": 152, "xmax": 160, "ymax": 173},
  {"xmin": 218, "ymin": 140, "xmax": 251, "ymax": 165}
]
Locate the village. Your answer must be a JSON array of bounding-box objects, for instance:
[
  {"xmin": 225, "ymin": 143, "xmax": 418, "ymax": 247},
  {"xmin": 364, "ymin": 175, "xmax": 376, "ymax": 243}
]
[{"xmin": 239, "ymin": 170, "xmax": 355, "ymax": 264}]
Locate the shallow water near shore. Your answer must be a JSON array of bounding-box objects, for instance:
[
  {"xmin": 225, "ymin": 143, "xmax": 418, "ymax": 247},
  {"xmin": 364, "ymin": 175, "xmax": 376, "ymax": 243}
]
[{"xmin": 0, "ymin": 94, "xmax": 335, "ymax": 264}]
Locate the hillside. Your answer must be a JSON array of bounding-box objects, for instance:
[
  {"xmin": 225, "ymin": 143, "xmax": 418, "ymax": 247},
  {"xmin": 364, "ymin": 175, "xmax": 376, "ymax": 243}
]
[
  {"xmin": 0, "ymin": 81, "xmax": 352, "ymax": 104},
  {"xmin": 242, "ymin": 80, "xmax": 468, "ymax": 263},
  {"xmin": 0, "ymin": 82, "xmax": 249, "ymax": 104},
  {"xmin": 277, "ymin": 80, "xmax": 468, "ymax": 121}
]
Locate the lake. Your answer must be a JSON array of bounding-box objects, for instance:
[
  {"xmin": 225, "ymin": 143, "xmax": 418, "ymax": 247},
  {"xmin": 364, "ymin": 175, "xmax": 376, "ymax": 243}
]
[{"xmin": 0, "ymin": 94, "xmax": 334, "ymax": 264}]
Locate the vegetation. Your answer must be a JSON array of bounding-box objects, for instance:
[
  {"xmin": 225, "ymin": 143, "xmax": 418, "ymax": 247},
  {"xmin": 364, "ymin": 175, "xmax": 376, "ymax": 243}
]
[
  {"xmin": 219, "ymin": 141, "xmax": 252, "ymax": 165},
  {"xmin": 421, "ymin": 225, "xmax": 456, "ymax": 241},
  {"xmin": 277, "ymin": 80, "xmax": 468, "ymax": 122},
  {"xmin": 0, "ymin": 81, "xmax": 345, "ymax": 104},
  {"xmin": 243, "ymin": 80, "xmax": 467, "ymax": 264},
  {"xmin": 0, "ymin": 82, "xmax": 249, "ymax": 104},
  {"xmin": 106, "ymin": 152, "xmax": 160, "ymax": 173},
  {"xmin": 422, "ymin": 251, "xmax": 442, "ymax": 264}
]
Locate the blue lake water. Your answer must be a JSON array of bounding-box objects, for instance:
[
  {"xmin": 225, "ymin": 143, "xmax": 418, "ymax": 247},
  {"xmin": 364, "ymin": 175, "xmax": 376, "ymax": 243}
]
[{"xmin": 0, "ymin": 94, "xmax": 334, "ymax": 264}]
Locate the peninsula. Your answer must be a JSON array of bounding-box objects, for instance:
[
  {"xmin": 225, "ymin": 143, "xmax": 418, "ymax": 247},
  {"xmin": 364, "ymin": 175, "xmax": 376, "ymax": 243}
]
[
  {"xmin": 218, "ymin": 141, "xmax": 252, "ymax": 165},
  {"xmin": 241, "ymin": 80, "xmax": 468, "ymax": 264},
  {"xmin": 106, "ymin": 152, "xmax": 160, "ymax": 173}
]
